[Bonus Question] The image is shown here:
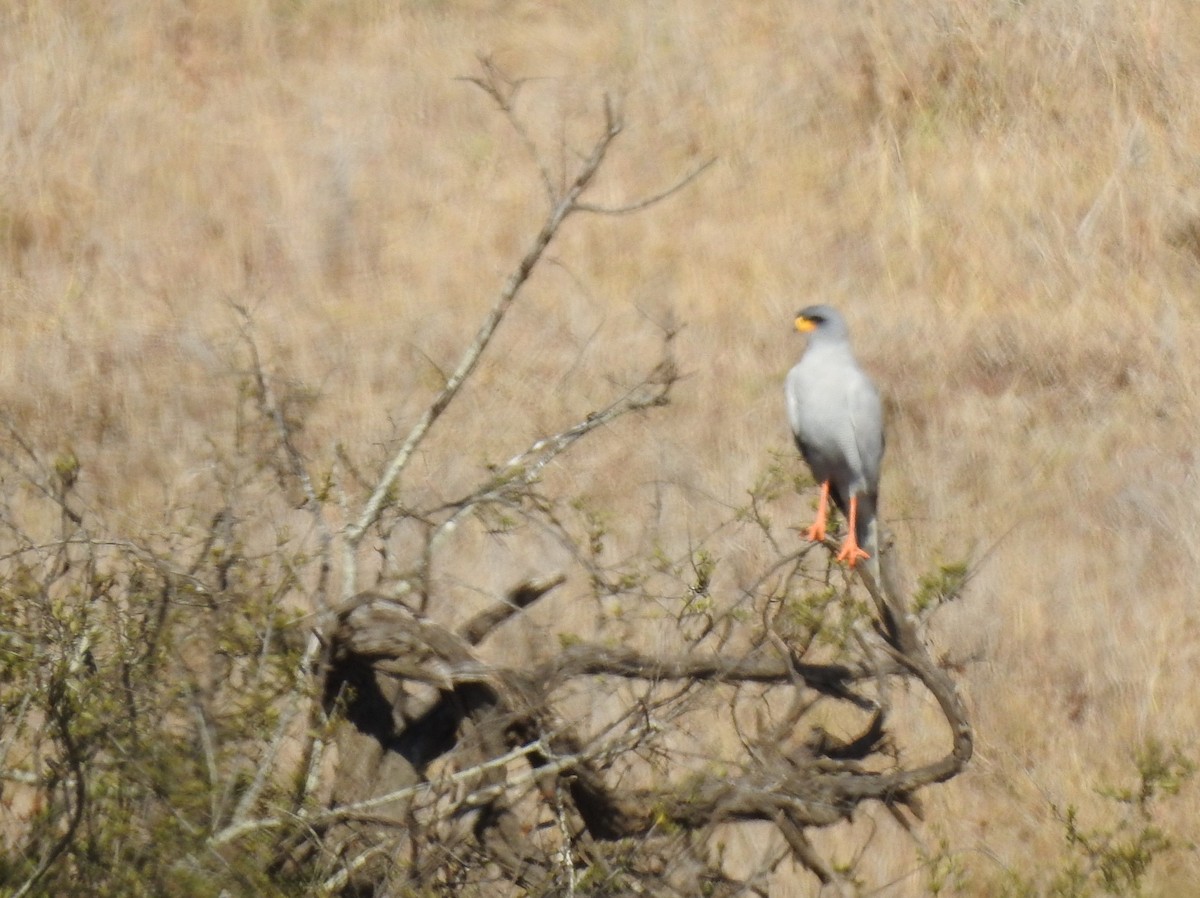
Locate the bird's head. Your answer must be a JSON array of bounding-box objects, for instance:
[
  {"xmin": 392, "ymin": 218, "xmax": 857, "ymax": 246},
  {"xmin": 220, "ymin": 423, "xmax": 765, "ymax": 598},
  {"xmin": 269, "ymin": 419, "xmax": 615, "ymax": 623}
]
[{"xmin": 794, "ymin": 304, "xmax": 850, "ymax": 339}]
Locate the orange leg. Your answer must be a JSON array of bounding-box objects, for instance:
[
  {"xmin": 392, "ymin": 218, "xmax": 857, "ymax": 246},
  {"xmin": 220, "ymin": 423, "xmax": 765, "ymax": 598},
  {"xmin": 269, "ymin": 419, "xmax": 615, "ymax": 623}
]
[
  {"xmin": 804, "ymin": 481, "xmax": 830, "ymax": 543},
  {"xmin": 835, "ymin": 494, "xmax": 871, "ymax": 567}
]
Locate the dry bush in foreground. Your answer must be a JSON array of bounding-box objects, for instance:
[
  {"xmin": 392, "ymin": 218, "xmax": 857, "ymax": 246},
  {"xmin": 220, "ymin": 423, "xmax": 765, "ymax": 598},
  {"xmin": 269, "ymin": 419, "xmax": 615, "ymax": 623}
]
[{"xmin": 0, "ymin": 65, "xmax": 973, "ymax": 898}]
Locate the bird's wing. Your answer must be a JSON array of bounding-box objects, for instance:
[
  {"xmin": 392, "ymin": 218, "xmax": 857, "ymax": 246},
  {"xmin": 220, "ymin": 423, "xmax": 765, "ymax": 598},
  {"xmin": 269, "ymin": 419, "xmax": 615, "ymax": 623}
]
[
  {"xmin": 785, "ymin": 359, "xmax": 836, "ymax": 477},
  {"xmin": 846, "ymin": 366, "xmax": 884, "ymax": 496},
  {"xmin": 784, "ymin": 363, "xmax": 808, "ymax": 443}
]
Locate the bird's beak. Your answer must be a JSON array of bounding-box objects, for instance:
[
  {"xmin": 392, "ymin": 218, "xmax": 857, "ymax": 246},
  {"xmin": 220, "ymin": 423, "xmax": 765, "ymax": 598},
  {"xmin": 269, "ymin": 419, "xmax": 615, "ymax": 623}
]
[{"xmin": 794, "ymin": 317, "xmax": 815, "ymax": 333}]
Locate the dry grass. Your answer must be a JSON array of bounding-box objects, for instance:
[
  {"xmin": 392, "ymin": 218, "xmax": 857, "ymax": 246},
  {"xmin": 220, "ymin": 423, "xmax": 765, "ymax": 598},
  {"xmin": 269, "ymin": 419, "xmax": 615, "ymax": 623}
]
[{"xmin": 3, "ymin": 0, "xmax": 1200, "ymax": 893}]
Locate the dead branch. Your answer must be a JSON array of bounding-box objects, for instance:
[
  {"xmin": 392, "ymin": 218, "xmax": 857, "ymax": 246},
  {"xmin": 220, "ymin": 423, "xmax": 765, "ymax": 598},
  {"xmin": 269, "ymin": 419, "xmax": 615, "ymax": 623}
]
[
  {"xmin": 341, "ymin": 91, "xmax": 623, "ymax": 585},
  {"xmin": 304, "ymin": 515, "xmax": 974, "ymax": 893},
  {"xmin": 575, "ymin": 155, "xmax": 719, "ymax": 216},
  {"xmin": 461, "ymin": 573, "xmax": 567, "ymax": 645},
  {"xmin": 458, "ymin": 55, "xmax": 557, "ymax": 200}
]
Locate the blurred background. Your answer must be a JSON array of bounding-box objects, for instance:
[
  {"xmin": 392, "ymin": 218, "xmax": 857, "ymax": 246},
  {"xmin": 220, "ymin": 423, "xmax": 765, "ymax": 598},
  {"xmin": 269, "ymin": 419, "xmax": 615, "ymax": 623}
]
[{"xmin": 2, "ymin": 1, "xmax": 1198, "ymax": 893}]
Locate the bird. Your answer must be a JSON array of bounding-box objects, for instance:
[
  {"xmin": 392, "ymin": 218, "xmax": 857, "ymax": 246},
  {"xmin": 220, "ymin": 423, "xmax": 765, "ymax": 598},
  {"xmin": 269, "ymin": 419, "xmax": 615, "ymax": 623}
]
[{"xmin": 785, "ymin": 305, "xmax": 884, "ymax": 568}]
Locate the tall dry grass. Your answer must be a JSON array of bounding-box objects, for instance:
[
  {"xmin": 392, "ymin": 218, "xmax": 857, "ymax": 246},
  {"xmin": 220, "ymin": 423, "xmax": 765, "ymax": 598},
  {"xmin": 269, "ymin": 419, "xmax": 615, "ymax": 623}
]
[{"xmin": 3, "ymin": 0, "xmax": 1200, "ymax": 893}]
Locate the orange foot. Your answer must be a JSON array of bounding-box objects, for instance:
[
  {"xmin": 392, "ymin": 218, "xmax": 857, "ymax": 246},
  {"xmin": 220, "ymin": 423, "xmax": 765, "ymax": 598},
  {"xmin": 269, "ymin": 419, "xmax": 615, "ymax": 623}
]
[
  {"xmin": 836, "ymin": 494, "xmax": 870, "ymax": 568},
  {"xmin": 803, "ymin": 481, "xmax": 830, "ymax": 543},
  {"xmin": 835, "ymin": 536, "xmax": 870, "ymax": 567}
]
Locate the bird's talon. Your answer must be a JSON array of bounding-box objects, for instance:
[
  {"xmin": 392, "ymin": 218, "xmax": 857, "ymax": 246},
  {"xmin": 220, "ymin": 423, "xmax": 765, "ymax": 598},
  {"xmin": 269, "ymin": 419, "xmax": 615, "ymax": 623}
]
[{"xmin": 836, "ymin": 540, "xmax": 870, "ymax": 567}]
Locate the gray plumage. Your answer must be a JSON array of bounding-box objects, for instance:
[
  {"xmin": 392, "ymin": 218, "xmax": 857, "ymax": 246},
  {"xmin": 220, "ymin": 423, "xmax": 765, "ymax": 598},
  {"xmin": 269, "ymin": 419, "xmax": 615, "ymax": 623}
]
[{"xmin": 785, "ymin": 304, "xmax": 884, "ymax": 562}]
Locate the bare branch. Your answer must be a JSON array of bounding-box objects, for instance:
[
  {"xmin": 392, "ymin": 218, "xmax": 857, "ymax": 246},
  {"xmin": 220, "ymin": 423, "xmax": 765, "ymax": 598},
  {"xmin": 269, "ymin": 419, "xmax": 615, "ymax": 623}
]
[
  {"xmin": 575, "ymin": 156, "xmax": 718, "ymax": 216},
  {"xmin": 460, "ymin": 573, "xmax": 567, "ymax": 645},
  {"xmin": 540, "ymin": 641, "xmax": 891, "ymax": 701},
  {"xmin": 859, "ymin": 531, "xmax": 974, "ymax": 783},
  {"xmin": 342, "ymin": 99, "xmax": 624, "ymax": 595},
  {"xmin": 776, "ymin": 814, "xmax": 849, "ymax": 894},
  {"xmin": 459, "ymin": 55, "xmax": 557, "ymax": 201},
  {"xmin": 423, "ymin": 339, "xmax": 679, "ymax": 562},
  {"xmin": 233, "ymin": 305, "xmax": 335, "ymax": 614}
]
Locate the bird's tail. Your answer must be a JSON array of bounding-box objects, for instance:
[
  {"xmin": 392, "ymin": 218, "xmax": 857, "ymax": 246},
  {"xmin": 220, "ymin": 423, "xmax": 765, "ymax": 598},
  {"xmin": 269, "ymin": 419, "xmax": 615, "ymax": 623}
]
[{"xmin": 856, "ymin": 492, "xmax": 878, "ymax": 561}]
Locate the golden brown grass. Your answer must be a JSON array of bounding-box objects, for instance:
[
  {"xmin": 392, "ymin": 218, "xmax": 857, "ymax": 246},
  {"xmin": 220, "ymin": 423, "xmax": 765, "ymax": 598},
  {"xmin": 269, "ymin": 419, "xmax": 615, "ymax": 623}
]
[{"xmin": 4, "ymin": 0, "xmax": 1200, "ymax": 893}]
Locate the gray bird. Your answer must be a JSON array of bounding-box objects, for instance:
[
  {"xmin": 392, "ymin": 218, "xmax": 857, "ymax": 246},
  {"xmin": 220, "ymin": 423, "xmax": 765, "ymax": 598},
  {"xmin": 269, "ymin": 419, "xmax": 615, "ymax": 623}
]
[{"xmin": 785, "ymin": 305, "xmax": 884, "ymax": 567}]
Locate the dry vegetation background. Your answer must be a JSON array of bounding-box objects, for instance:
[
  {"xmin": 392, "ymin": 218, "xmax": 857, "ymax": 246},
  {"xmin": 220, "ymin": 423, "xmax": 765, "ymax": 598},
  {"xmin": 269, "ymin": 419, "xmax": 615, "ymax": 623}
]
[{"xmin": 3, "ymin": 0, "xmax": 1200, "ymax": 894}]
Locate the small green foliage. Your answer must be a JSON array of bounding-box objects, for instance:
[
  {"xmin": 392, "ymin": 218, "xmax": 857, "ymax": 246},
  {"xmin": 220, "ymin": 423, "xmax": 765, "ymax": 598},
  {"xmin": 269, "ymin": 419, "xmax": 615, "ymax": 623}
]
[
  {"xmin": 1050, "ymin": 800, "xmax": 1172, "ymax": 897},
  {"xmin": 791, "ymin": 469, "xmax": 816, "ymax": 493},
  {"xmin": 736, "ymin": 453, "xmax": 792, "ymax": 532},
  {"xmin": 649, "ymin": 803, "xmax": 681, "ymax": 835},
  {"xmin": 779, "ymin": 586, "xmax": 838, "ymax": 637},
  {"xmin": 53, "ymin": 449, "xmax": 80, "ymax": 491},
  {"xmin": 571, "ymin": 495, "xmax": 610, "ymax": 558},
  {"xmin": 477, "ymin": 503, "xmax": 519, "ymax": 534},
  {"xmin": 923, "ymin": 835, "xmax": 968, "ymax": 896},
  {"xmin": 1057, "ymin": 740, "xmax": 1196, "ymax": 897},
  {"xmin": 995, "ymin": 873, "xmax": 1040, "ymax": 898},
  {"xmin": 913, "ymin": 560, "xmax": 970, "ymax": 614},
  {"xmin": 649, "ymin": 541, "xmax": 678, "ymax": 576},
  {"xmin": 684, "ymin": 594, "xmax": 714, "ymax": 616},
  {"xmin": 1129, "ymin": 739, "xmax": 1196, "ymax": 804},
  {"xmin": 754, "ymin": 454, "xmax": 789, "ymax": 502},
  {"xmin": 989, "ymin": 740, "xmax": 1197, "ymax": 898},
  {"xmin": 613, "ymin": 568, "xmax": 646, "ymax": 591},
  {"xmin": 0, "ymin": 518, "xmax": 320, "ymax": 897},
  {"xmin": 778, "ymin": 586, "xmax": 867, "ymax": 650}
]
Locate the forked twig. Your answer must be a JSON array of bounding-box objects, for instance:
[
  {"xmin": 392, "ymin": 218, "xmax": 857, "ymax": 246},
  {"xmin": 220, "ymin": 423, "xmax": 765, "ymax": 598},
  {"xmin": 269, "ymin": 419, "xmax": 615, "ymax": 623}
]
[
  {"xmin": 342, "ymin": 64, "xmax": 709, "ymax": 602},
  {"xmin": 458, "ymin": 55, "xmax": 557, "ymax": 200}
]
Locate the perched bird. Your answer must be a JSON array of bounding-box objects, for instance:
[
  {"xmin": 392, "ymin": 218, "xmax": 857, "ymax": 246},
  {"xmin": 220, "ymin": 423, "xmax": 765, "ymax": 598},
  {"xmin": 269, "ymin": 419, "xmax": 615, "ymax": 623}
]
[{"xmin": 785, "ymin": 305, "xmax": 884, "ymax": 567}]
